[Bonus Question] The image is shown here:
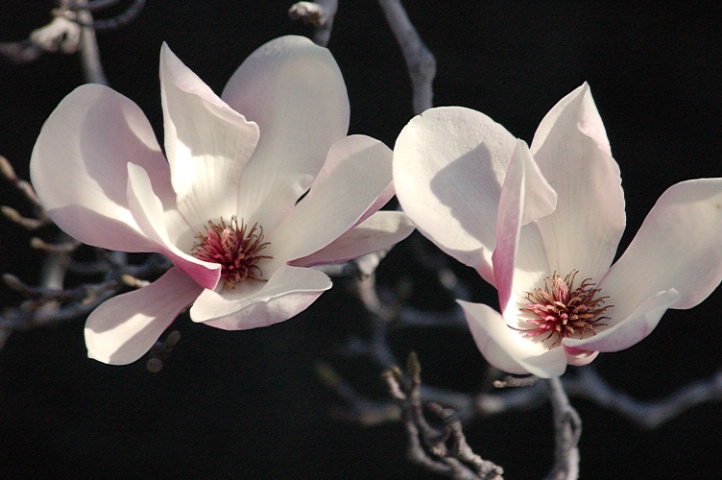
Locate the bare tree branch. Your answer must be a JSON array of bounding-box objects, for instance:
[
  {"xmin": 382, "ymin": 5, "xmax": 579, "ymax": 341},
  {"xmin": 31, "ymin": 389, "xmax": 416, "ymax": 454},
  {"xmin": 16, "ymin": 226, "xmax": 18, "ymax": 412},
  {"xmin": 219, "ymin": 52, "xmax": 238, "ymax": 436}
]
[
  {"xmin": 563, "ymin": 367, "xmax": 722, "ymax": 429},
  {"xmin": 383, "ymin": 353, "xmax": 504, "ymax": 480},
  {"xmin": 377, "ymin": 0, "xmax": 436, "ymax": 114}
]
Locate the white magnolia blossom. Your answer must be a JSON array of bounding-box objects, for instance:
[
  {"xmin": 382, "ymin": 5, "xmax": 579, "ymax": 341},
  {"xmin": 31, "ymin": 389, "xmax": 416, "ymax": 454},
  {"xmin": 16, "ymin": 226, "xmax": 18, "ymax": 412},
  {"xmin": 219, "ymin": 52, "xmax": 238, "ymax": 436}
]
[
  {"xmin": 394, "ymin": 83, "xmax": 722, "ymax": 378},
  {"xmin": 31, "ymin": 35, "xmax": 413, "ymax": 365}
]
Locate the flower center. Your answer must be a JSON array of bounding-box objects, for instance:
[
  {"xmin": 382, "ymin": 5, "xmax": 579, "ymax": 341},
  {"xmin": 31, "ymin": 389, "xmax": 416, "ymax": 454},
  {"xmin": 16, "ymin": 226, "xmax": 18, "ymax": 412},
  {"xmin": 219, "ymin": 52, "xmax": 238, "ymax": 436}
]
[
  {"xmin": 191, "ymin": 216, "xmax": 272, "ymax": 288},
  {"xmin": 517, "ymin": 270, "xmax": 611, "ymax": 346}
]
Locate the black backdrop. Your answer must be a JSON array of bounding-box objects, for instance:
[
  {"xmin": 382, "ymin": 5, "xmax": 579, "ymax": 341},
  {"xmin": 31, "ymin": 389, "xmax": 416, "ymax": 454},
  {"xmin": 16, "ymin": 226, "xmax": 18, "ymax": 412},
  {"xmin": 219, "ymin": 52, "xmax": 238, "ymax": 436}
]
[{"xmin": 1, "ymin": 1, "xmax": 721, "ymax": 479}]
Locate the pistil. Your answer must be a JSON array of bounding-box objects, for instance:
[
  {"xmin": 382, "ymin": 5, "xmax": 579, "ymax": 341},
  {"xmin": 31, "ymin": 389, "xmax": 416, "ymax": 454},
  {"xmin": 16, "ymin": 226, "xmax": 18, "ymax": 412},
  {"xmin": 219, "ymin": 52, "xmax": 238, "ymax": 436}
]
[
  {"xmin": 518, "ymin": 271, "xmax": 611, "ymax": 346},
  {"xmin": 192, "ymin": 216, "xmax": 272, "ymax": 288}
]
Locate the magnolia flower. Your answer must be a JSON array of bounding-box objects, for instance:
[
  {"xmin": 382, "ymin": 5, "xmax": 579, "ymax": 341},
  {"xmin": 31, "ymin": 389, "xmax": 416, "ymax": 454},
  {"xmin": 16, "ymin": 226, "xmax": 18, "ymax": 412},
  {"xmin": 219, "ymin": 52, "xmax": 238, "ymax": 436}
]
[
  {"xmin": 394, "ymin": 83, "xmax": 722, "ymax": 378},
  {"xmin": 31, "ymin": 36, "xmax": 413, "ymax": 365}
]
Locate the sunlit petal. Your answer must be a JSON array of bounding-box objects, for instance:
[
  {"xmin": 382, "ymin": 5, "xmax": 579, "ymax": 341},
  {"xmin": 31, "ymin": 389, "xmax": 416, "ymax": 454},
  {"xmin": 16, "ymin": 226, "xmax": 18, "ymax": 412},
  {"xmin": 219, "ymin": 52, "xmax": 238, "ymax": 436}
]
[
  {"xmin": 30, "ymin": 84, "xmax": 172, "ymax": 252},
  {"xmin": 394, "ymin": 106, "xmax": 517, "ymax": 285},
  {"xmin": 222, "ymin": 35, "xmax": 349, "ymax": 230},
  {"xmin": 84, "ymin": 268, "xmax": 202, "ymax": 365},
  {"xmin": 160, "ymin": 43, "xmax": 260, "ymax": 229}
]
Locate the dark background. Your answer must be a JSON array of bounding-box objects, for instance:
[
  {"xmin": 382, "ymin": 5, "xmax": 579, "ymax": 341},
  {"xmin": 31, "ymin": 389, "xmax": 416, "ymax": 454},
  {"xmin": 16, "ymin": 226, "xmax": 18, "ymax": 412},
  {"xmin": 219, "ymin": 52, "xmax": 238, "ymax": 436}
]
[{"xmin": 1, "ymin": 1, "xmax": 721, "ymax": 479}]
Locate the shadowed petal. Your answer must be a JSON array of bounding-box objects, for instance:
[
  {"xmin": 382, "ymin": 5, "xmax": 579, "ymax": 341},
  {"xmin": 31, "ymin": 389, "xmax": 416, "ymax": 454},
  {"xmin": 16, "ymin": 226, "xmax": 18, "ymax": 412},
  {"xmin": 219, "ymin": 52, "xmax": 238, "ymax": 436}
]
[
  {"xmin": 160, "ymin": 43, "xmax": 260, "ymax": 229},
  {"xmin": 30, "ymin": 83, "xmax": 173, "ymax": 252},
  {"xmin": 291, "ymin": 211, "xmax": 414, "ymax": 267},
  {"xmin": 600, "ymin": 178, "xmax": 722, "ymax": 319},
  {"xmin": 222, "ymin": 35, "xmax": 349, "ymax": 231},
  {"xmin": 269, "ymin": 135, "xmax": 394, "ymax": 267},
  {"xmin": 492, "ymin": 140, "xmax": 555, "ymax": 314},
  {"xmin": 530, "ymin": 84, "xmax": 625, "ymax": 282},
  {"xmin": 459, "ymin": 300, "xmax": 567, "ymax": 378},
  {"xmin": 127, "ymin": 163, "xmax": 221, "ymax": 290},
  {"xmin": 394, "ymin": 106, "xmax": 517, "ymax": 285},
  {"xmin": 84, "ymin": 267, "xmax": 202, "ymax": 365},
  {"xmin": 189, "ymin": 265, "xmax": 332, "ymax": 327},
  {"xmin": 563, "ymin": 289, "xmax": 679, "ymax": 352}
]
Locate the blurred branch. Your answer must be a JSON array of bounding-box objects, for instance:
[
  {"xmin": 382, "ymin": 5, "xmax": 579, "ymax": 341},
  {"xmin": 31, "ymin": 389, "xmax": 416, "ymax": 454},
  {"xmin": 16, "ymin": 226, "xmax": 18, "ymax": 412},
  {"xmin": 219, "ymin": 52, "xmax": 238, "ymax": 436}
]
[
  {"xmin": 563, "ymin": 367, "xmax": 722, "ymax": 429},
  {"xmin": 377, "ymin": 0, "xmax": 436, "ymax": 114},
  {"xmin": 0, "ymin": 156, "xmax": 49, "ymax": 229},
  {"xmin": 0, "ymin": 0, "xmax": 144, "ymax": 71},
  {"xmin": 0, "ymin": 250, "xmax": 170, "ymax": 345},
  {"xmin": 545, "ymin": 378, "xmax": 580, "ymax": 480},
  {"xmin": 70, "ymin": 0, "xmax": 108, "ymax": 84},
  {"xmin": 289, "ymin": 0, "xmax": 338, "ymax": 47}
]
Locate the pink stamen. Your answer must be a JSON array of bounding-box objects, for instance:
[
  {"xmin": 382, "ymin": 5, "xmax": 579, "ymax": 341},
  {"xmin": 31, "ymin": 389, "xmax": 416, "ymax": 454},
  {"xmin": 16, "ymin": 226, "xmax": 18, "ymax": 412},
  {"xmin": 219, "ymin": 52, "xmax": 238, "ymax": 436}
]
[
  {"xmin": 516, "ymin": 271, "xmax": 611, "ymax": 347},
  {"xmin": 191, "ymin": 216, "xmax": 272, "ymax": 288}
]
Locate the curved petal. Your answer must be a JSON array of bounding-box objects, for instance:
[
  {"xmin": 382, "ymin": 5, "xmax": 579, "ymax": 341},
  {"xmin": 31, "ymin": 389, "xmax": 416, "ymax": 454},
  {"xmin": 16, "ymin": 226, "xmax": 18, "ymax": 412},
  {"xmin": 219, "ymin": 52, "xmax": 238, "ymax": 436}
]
[
  {"xmin": 160, "ymin": 43, "xmax": 260, "ymax": 229},
  {"xmin": 30, "ymin": 83, "xmax": 172, "ymax": 252},
  {"xmin": 84, "ymin": 267, "xmax": 202, "ymax": 365},
  {"xmin": 394, "ymin": 106, "xmax": 518, "ymax": 285},
  {"xmin": 458, "ymin": 300, "xmax": 567, "ymax": 378},
  {"xmin": 530, "ymin": 84, "xmax": 625, "ymax": 282},
  {"xmin": 492, "ymin": 140, "xmax": 555, "ymax": 314},
  {"xmin": 563, "ymin": 289, "xmax": 679, "ymax": 352},
  {"xmin": 127, "ymin": 163, "xmax": 221, "ymax": 290},
  {"xmin": 600, "ymin": 178, "xmax": 722, "ymax": 317},
  {"xmin": 269, "ymin": 135, "xmax": 394, "ymax": 266},
  {"xmin": 189, "ymin": 265, "xmax": 332, "ymax": 327},
  {"xmin": 291, "ymin": 211, "xmax": 415, "ymax": 267},
  {"xmin": 222, "ymin": 35, "xmax": 349, "ymax": 230},
  {"xmin": 564, "ymin": 348, "xmax": 599, "ymax": 367}
]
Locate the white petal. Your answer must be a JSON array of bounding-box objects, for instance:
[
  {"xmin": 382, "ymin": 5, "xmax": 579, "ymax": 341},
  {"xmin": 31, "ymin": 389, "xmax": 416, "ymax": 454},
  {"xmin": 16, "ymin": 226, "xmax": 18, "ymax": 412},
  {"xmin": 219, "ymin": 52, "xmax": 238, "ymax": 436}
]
[
  {"xmin": 291, "ymin": 211, "xmax": 415, "ymax": 267},
  {"xmin": 393, "ymin": 106, "xmax": 517, "ymax": 285},
  {"xmin": 600, "ymin": 178, "xmax": 722, "ymax": 318},
  {"xmin": 160, "ymin": 43, "xmax": 260, "ymax": 229},
  {"xmin": 30, "ymin": 84, "xmax": 173, "ymax": 252},
  {"xmin": 84, "ymin": 267, "xmax": 202, "ymax": 365},
  {"xmin": 563, "ymin": 289, "xmax": 679, "ymax": 352},
  {"xmin": 530, "ymin": 84, "xmax": 625, "ymax": 282},
  {"xmin": 189, "ymin": 265, "xmax": 332, "ymax": 327},
  {"xmin": 127, "ymin": 163, "xmax": 221, "ymax": 290},
  {"xmin": 492, "ymin": 140, "xmax": 555, "ymax": 315},
  {"xmin": 269, "ymin": 135, "xmax": 394, "ymax": 266},
  {"xmin": 458, "ymin": 300, "xmax": 567, "ymax": 378},
  {"xmin": 221, "ymin": 35, "xmax": 349, "ymax": 230}
]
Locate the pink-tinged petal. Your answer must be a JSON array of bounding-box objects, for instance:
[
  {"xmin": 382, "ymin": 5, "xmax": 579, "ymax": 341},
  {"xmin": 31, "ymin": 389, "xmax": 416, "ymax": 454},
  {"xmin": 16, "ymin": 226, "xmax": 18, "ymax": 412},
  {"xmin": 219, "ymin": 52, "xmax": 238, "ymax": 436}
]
[
  {"xmin": 563, "ymin": 289, "xmax": 679, "ymax": 353},
  {"xmin": 492, "ymin": 140, "xmax": 556, "ymax": 313},
  {"xmin": 394, "ymin": 106, "xmax": 518, "ymax": 285},
  {"xmin": 189, "ymin": 265, "xmax": 332, "ymax": 328},
  {"xmin": 530, "ymin": 84, "xmax": 625, "ymax": 282},
  {"xmin": 291, "ymin": 211, "xmax": 414, "ymax": 267},
  {"xmin": 600, "ymin": 178, "xmax": 722, "ymax": 318},
  {"xmin": 222, "ymin": 35, "xmax": 349, "ymax": 230},
  {"xmin": 30, "ymin": 83, "xmax": 173, "ymax": 252},
  {"xmin": 564, "ymin": 348, "xmax": 599, "ymax": 367},
  {"xmin": 459, "ymin": 300, "xmax": 567, "ymax": 378},
  {"xmin": 308, "ymin": 136, "xmax": 395, "ymax": 224},
  {"xmin": 84, "ymin": 267, "xmax": 202, "ymax": 365},
  {"xmin": 126, "ymin": 163, "xmax": 221, "ymax": 290},
  {"xmin": 159, "ymin": 43, "xmax": 260, "ymax": 229},
  {"xmin": 269, "ymin": 135, "xmax": 394, "ymax": 266}
]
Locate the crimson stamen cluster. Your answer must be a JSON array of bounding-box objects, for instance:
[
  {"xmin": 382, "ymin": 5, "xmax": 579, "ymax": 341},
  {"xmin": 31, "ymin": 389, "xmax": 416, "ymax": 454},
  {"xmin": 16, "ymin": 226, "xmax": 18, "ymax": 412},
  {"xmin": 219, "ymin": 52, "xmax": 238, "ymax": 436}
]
[
  {"xmin": 518, "ymin": 271, "xmax": 611, "ymax": 346},
  {"xmin": 192, "ymin": 216, "xmax": 272, "ymax": 288}
]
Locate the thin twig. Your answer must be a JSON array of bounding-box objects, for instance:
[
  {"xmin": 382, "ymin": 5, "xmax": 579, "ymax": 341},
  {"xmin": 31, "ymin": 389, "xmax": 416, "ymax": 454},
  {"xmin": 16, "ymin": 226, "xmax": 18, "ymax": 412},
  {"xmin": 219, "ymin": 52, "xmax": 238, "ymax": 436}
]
[
  {"xmin": 70, "ymin": 0, "xmax": 147, "ymax": 30},
  {"xmin": 377, "ymin": 0, "xmax": 436, "ymax": 114},
  {"xmin": 71, "ymin": 0, "xmax": 108, "ymax": 84}
]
